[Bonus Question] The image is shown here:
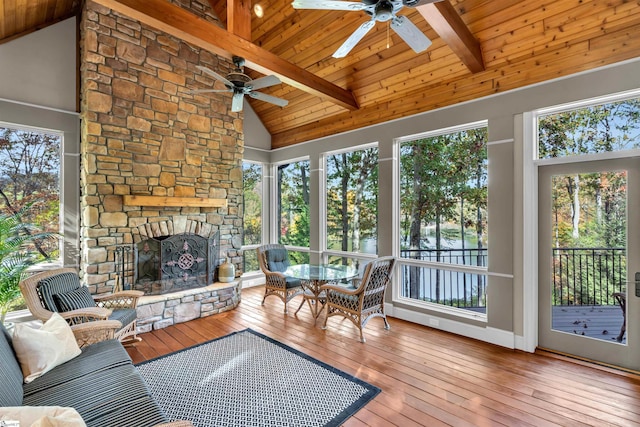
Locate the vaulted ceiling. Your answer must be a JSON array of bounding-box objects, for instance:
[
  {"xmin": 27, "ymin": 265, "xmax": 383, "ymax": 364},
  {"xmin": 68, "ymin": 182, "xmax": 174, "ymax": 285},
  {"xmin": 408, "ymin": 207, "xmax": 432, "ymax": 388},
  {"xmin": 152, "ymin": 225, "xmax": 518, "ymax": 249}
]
[{"xmin": 1, "ymin": 0, "xmax": 639, "ymax": 148}]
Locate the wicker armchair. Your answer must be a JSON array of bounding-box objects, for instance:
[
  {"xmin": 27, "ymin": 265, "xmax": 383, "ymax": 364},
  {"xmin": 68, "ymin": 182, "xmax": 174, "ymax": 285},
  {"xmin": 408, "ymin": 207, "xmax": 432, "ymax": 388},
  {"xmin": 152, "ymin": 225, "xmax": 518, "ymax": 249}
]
[
  {"xmin": 257, "ymin": 244, "xmax": 304, "ymax": 313},
  {"xmin": 321, "ymin": 256, "xmax": 396, "ymax": 343},
  {"xmin": 20, "ymin": 268, "xmax": 143, "ymax": 345}
]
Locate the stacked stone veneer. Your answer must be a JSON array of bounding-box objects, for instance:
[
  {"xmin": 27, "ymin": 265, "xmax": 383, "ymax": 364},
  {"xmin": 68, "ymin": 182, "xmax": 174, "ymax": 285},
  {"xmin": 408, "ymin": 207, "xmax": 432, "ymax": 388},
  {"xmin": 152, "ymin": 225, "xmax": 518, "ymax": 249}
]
[
  {"xmin": 79, "ymin": 0, "xmax": 244, "ymax": 295},
  {"xmin": 136, "ymin": 280, "xmax": 241, "ymax": 332}
]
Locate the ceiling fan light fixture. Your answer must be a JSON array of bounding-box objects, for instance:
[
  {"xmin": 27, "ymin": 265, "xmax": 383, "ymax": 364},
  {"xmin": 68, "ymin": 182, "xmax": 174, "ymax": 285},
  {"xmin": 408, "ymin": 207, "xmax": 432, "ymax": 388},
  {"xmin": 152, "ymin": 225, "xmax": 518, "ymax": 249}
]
[{"xmin": 374, "ymin": 1, "xmax": 394, "ymax": 22}]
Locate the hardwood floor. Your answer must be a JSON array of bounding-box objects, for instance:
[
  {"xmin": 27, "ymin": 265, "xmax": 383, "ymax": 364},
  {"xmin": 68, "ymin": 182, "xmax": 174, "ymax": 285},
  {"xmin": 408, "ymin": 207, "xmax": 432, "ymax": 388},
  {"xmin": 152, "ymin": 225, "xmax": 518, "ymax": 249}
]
[{"xmin": 127, "ymin": 286, "xmax": 640, "ymax": 426}]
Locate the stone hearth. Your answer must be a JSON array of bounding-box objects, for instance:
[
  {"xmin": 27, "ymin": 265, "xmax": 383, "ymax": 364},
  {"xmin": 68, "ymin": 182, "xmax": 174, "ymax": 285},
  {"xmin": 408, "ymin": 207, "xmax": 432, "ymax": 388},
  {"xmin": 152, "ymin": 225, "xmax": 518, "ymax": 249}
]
[{"xmin": 136, "ymin": 280, "xmax": 241, "ymax": 332}]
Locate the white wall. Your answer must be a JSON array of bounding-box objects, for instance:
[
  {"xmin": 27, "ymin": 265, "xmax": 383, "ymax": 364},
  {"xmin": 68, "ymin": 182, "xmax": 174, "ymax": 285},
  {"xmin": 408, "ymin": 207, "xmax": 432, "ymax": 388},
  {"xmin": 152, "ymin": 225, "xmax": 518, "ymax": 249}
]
[
  {"xmin": 243, "ymin": 103, "xmax": 271, "ymax": 151},
  {"xmin": 0, "ymin": 18, "xmax": 77, "ymax": 112}
]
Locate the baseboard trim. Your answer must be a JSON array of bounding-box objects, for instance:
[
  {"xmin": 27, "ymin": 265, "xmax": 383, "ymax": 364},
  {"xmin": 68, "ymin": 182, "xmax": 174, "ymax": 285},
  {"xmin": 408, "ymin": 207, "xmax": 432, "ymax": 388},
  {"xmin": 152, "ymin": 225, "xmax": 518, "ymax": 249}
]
[{"xmin": 386, "ymin": 303, "xmax": 521, "ymax": 350}]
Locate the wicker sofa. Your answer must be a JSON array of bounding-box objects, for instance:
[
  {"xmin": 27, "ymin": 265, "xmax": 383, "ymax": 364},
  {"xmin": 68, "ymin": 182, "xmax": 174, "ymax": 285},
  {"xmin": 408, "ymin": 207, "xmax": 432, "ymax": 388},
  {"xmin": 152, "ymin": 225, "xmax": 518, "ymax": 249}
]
[{"xmin": 0, "ymin": 323, "xmax": 192, "ymax": 427}]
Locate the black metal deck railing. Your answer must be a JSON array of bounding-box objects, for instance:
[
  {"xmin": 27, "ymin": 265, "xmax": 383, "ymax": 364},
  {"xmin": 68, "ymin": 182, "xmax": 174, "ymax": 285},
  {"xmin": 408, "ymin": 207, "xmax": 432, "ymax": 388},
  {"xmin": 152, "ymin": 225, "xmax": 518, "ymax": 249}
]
[
  {"xmin": 552, "ymin": 247, "xmax": 626, "ymax": 306},
  {"xmin": 400, "ymin": 248, "xmax": 487, "ymax": 309},
  {"xmin": 399, "ymin": 247, "xmax": 626, "ymax": 309}
]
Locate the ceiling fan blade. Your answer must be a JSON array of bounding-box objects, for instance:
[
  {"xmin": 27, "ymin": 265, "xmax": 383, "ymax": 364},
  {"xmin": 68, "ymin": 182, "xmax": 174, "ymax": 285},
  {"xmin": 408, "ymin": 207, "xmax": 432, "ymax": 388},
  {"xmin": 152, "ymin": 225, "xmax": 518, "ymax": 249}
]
[
  {"xmin": 196, "ymin": 65, "xmax": 234, "ymax": 87},
  {"xmin": 231, "ymin": 92, "xmax": 244, "ymax": 112},
  {"xmin": 391, "ymin": 15, "xmax": 432, "ymax": 53},
  {"xmin": 291, "ymin": 0, "xmax": 366, "ymax": 11},
  {"xmin": 249, "ymin": 75, "xmax": 281, "ymax": 91},
  {"xmin": 188, "ymin": 89, "xmax": 232, "ymax": 93},
  {"xmin": 402, "ymin": 0, "xmax": 442, "ymax": 7},
  {"xmin": 248, "ymin": 91, "xmax": 289, "ymax": 108},
  {"xmin": 332, "ymin": 20, "xmax": 376, "ymax": 58}
]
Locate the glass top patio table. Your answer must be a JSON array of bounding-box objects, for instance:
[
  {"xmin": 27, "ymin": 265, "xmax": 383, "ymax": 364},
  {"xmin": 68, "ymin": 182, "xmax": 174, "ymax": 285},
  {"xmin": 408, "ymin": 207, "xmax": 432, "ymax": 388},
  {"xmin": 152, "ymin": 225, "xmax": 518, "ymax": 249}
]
[
  {"xmin": 283, "ymin": 264, "xmax": 358, "ymax": 282},
  {"xmin": 283, "ymin": 264, "xmax": 358, "ymax": 321}
]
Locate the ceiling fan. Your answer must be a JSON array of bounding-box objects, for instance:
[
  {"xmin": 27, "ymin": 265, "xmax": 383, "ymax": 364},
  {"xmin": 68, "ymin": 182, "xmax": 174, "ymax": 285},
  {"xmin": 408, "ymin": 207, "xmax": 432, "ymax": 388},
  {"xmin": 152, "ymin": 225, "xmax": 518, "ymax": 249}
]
[
  {"xmin": 191, "ymin": 56, "xmax": 288, "ymax": 112},
  {"xmin": 291, "ymin": 0, "xmax": 440, "ymax": 58}
]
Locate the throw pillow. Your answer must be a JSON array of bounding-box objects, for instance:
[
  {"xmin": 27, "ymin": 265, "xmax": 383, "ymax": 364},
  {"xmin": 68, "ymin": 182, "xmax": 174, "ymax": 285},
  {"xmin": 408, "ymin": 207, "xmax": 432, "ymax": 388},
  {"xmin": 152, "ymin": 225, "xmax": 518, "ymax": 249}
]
[
  {"xmin": 11, "ymin": 313, "xmax": 81, "ymax": 383},
  {"xmin": 53, "ymin": 286, "xmax": 96, "ymax": 312},
  {"xmin": 0, "ymin": 406, "xmax": 86, "ymax": 427},
  {"xmin": 36, "ymin": 272, "xmax": 82, "ymax": 312}
]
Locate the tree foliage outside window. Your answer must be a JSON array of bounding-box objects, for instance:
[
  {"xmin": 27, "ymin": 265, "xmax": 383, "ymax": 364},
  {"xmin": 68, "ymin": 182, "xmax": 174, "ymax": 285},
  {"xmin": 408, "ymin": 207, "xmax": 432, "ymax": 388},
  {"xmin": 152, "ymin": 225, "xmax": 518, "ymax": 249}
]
[
  {"xmin": 399, "ymin": 126, "xmax": 488, "ymax": 308},
  {"xmin": 243, "ymin": 162, "xmax": 262, "ymax": 246},
  {"xmin": 277, "ymin": 160, "xmax": 310, "ymax": 263},
  {"xmin": 538, "ymin": 97, "xmax": 640, "ymax": 159},
  {"xmin": 242, "ymin": 162, "xmax": 262, "ymax": 273},
  {"xmin": 326, "ymin": 147, "xmax": 378, "ymax": 256},
  {"xmin": 538, "ymin": 96, "xmax": 640, "ymax": 306},
  {"xmin": 0, "ymin": 126, "xmax": 60, "ymax": 258}
]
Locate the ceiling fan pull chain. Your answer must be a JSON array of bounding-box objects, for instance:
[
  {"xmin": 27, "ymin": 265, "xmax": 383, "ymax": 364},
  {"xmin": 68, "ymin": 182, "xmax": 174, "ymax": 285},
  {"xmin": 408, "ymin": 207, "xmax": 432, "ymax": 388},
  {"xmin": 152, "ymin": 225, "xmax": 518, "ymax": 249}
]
[{"xmin": 387, "ymin": 21, "xmax": 390, "ymax": 49}]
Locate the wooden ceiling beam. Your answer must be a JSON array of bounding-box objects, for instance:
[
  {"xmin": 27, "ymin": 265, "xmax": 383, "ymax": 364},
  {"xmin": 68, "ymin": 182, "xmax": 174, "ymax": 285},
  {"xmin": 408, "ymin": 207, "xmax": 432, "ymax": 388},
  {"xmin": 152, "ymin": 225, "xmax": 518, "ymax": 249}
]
[
  {"xmin": 416, "ymin": 0, "xmax": 484, "ymax": 73},
  {"xmin": 93, "ymin": 0, "xmax": 359, "ymax": 110},
  {"xmin": 227, "ymin": 0, "xmax": 252, "ymax": 40}
]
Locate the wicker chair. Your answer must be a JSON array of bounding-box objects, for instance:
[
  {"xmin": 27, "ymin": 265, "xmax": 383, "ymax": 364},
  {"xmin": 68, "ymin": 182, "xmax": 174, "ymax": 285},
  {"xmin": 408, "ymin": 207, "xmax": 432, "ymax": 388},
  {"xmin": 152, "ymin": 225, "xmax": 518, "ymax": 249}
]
[
  {"xmin": 257, "ymin": 244, "xmax": 304, "ymax": 313},
  {"xmin": 321, "ymin": 256, "xmax": 396, "ymax": 343},
  {"xmin": 20, "ymin": 268, "xmax": 143, "ymax": 345}
]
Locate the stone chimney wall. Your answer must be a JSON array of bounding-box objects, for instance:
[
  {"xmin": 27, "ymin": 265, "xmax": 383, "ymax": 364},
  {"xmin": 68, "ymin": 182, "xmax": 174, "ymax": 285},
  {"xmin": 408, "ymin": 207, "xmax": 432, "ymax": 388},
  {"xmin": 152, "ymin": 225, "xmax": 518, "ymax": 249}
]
[{"xmin": 79, "ymin": 0, "xmax": 243, "ymax": 293}]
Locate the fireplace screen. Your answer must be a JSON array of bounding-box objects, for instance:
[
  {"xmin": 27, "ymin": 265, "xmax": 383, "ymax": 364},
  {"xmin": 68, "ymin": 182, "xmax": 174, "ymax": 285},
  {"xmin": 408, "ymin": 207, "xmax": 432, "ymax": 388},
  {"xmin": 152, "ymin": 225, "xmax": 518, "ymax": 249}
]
[{"xmin": 133, "ymin": 231, "xmax": 220, "ymax": 295}]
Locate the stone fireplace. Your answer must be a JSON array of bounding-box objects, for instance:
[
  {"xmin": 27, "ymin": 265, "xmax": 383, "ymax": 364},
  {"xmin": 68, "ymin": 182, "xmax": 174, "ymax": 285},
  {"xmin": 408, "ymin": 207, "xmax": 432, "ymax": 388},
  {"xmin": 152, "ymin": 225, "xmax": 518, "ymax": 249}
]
[{"xmin": 78, "ymin": 0, "xmax": 244, "ymax": 330}]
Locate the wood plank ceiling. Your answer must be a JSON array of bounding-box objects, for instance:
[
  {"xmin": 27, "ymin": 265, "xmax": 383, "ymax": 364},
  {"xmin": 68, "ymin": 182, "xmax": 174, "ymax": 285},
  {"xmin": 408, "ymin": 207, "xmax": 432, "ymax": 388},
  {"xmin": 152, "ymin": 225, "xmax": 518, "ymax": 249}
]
[{"xmin": 1, "ymin": 0, "xmax": 639, "ymax": 149}]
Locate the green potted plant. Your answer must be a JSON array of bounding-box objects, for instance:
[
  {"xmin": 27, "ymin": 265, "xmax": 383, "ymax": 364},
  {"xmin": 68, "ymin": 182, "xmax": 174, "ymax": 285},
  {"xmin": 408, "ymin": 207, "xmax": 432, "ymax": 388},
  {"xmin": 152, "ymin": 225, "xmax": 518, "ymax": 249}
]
[{"xmin": 0, "ymin": 204, "xmax": 57, "ymax": 326}]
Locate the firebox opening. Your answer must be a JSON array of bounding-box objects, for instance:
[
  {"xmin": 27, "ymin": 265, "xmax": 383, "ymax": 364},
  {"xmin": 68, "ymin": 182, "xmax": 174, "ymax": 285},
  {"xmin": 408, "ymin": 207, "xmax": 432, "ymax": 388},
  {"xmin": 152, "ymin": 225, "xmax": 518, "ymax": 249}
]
[{"xmin": 133, "ymin": 231, "xmax": 220, "ymax": 296}]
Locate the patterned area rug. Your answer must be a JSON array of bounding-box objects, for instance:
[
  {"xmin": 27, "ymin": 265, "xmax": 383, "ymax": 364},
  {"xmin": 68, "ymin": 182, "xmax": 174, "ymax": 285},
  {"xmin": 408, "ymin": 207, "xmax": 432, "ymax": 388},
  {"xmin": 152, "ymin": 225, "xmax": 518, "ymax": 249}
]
[{"xmin": 135, "ymin": 329, "xmax": 380, "ymax": 427}]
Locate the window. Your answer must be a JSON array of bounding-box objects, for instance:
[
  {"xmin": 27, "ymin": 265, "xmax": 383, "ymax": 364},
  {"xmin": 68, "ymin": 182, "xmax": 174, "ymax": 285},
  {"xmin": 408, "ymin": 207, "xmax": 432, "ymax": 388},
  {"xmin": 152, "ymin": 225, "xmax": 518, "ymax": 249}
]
[
  {"xmin": 242, "ymin": 161, "xmax": 263, "ymax": 273},
  {"xmin": 537, "ymin": 93, "xmax": 640, "ymax": 159},
  {"xmin": 398, "ymin": 124, "xmax": 488, "ymax": 313},
  {"xmin": 0, "ymin": 124, "xmax": 61, "ymax": 260},
  {"xmin": 324, "ymin": 145, "xmax": 378, "ymax": 272},
  {"xmin": 325, "ymin": 146, "xmax": 378, "ymax": 257},
  {"xmin": 277, "ymin": 159, "xmax": 310, "ymax": 263}
]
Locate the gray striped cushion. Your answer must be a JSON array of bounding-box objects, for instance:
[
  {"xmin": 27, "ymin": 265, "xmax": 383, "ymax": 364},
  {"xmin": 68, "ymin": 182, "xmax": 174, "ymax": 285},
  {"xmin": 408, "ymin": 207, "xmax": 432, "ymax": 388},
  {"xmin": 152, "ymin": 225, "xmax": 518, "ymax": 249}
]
[
  {"xmin": 0, "ymin": 324, "xmax": 23, "ymax": 406},
  {"xmin": 37, "ymin": 272, "xmax": 81, "ymax": 312},
  {"xmin": 109, "ymin": 309, "xmax": 137, "ymax": 331},
  {"xmin": 23, "ymin": 339, "xmax": 131, "ymax": 398},
  {"xmin": 54, "ymin": 286, "xmax": 96, "ymax": 312},
  {"xmin": 23, "ymin": 363, "xmax": 167, "ymax": 427}
]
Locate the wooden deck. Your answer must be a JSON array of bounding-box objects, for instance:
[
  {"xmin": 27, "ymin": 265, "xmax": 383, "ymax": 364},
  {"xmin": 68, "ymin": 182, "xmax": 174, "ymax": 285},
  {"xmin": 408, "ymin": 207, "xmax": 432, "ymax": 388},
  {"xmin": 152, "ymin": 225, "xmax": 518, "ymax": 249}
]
[
  {"xmin": 552, "ymin": 305, "xmax": 626, "ymax": 343},
  {"xmin": 127, "ymin": 286, "xmax": 640, "ymax": 426}
]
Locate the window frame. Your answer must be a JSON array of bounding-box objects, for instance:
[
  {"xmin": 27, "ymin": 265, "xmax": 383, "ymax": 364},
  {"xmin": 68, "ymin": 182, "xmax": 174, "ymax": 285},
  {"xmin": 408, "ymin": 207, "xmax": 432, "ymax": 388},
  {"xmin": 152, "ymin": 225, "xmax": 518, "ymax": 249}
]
[
  {"xmin": 241, "ymin": 159, "xmax": 266, "ymax": 274},
  {"xmin": 0, "ymin": 120, "xmax": 65, "ymax": 264},
  {"xmin": 320, "ymin": 142, "xmax": 379, "ymax": 264},
  {"xmin": 272, "ymin": 156, "xmax": 311, "ymax": 256},
  {"xmin": 534, "ymin": 88, "xmax": 640, "ymax": 165},
  {"xmin": 393, "ymin": 120, "xmax": 489, "ymax": 321}
]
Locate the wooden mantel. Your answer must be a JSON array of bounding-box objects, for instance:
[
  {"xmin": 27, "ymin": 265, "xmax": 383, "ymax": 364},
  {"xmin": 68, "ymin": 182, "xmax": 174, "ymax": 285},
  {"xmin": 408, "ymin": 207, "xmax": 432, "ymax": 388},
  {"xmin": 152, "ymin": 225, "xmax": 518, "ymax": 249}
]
[{"xmin": 122, "ymin": 195, "xmax": 227, "ymax": 208}]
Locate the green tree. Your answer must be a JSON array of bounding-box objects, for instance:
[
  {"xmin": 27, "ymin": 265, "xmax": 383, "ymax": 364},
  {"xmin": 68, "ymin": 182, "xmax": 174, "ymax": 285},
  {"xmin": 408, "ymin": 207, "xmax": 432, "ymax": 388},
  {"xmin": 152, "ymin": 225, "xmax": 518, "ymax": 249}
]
[
  {"xmin": 278, "ymin": 161, "xmax": 310, "ymax": 255},
  {"xmin": 0, "ymin": 127, "xmax": 60, "ymax": 256},
  {"xmin": 326, "ymin": 148, "xmax": 378, "ymax": 256},
  {"xmin": 242, "ymin": 162, "xmax": 262, "ymax": 245}
]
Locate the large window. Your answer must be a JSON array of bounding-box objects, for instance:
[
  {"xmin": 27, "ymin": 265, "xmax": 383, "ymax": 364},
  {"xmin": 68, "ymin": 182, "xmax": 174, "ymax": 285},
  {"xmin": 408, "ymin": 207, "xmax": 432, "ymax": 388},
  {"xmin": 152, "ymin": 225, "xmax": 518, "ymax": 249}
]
[
  {"xmin": 398, "ymin": 124, "xmax": 488, "ymax": 313},
  {"xmin": 277, "ymin": 159, "xmax": 310, "ymax": 263},
  {"xmin": 242, "ymin": 161, "xmax": 263, "ymax": 273},
  {"xmin": 0, "ymin": 124, "xmax": 61, "ymax": 259}
]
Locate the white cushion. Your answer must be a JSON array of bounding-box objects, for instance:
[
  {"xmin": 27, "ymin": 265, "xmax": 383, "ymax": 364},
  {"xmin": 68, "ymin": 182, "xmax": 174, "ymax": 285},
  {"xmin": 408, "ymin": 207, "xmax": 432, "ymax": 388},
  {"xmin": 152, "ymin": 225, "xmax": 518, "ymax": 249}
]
[
  {"xmin": 0, "ymin": 406, "xmax": 86, "ymax": 427},
  {"xmin": 11, "ymin": 313, "xmax": 81, "ymax": 383}
]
